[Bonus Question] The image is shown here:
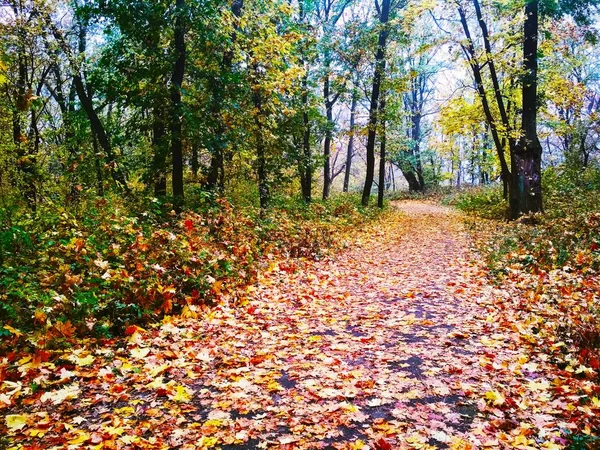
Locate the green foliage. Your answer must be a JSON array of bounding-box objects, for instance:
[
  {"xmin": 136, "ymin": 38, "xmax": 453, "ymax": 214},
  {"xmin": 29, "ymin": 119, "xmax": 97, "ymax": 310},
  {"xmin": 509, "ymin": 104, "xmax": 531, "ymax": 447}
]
[
  {"xmin": 566, "ymin": 432, "xmax": 600, "ymax": 450},
  {"xmin": 446, "ymin": 186, "xmax": 508, "ymax": 220},
  {"xmin": 455, "ymin": 165, "xmax": 600, "ymax": 271},
  {"xmin": 0, "ymin": 192, "xmax": 380, "ymax": 352}
]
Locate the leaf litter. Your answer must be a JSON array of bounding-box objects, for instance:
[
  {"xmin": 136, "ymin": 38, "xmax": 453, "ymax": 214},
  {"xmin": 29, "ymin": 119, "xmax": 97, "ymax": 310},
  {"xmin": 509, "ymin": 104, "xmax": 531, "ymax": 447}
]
[{"xmin": 1, "ymin": 201, "xmax": 598, "ymax": 449}]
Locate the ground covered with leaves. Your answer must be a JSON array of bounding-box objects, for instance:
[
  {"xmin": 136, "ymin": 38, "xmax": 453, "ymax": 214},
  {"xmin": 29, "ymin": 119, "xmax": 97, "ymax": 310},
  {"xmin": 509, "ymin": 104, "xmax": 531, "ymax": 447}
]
[
  {"xmin": 0, "ymin": 194, "xmax": 377, "ymax": 346},
  {"xmin": 2, "ymin": 200, "xmax": 598, "ymax": 449}
]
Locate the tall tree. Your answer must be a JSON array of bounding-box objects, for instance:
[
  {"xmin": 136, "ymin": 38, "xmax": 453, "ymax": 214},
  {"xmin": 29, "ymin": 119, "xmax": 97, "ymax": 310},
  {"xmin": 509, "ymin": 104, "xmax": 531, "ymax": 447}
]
[
  {"xmin": 205, "ymin": 0, "xmax": 244, "ymax": 194},
  {"xmin": 361, "ymin": 0, "xmax": 391, "ymax": 206},
  {"xmin": 316, "ymin": 0, "xmax": 353, "ymax": 200},
  {"xmin": 170, "ymin": 0, "xmax": 187, "ymax": 205}
]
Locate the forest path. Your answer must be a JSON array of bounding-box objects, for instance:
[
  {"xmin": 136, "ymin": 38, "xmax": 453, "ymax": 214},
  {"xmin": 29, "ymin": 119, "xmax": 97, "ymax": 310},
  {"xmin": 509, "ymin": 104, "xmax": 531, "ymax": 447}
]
[
  {"xmin": 151, "ymin": 200, "xmax": 495, "ymax": 449},
  {"xmin": 5, "ymin": 202, "xmax": 569, "ymax": 449}
]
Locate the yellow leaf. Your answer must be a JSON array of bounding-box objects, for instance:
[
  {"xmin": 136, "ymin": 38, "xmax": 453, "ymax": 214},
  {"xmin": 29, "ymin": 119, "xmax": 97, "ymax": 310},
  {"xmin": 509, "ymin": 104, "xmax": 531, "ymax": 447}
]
[
  {"xmin": 197, "ymin": 436, "xmax": 218, "ymax": 448},
  {"xmin": 541, "ymin": 442, "xmax": 563, "ymax": 450},
  {"xmin": 170, "ymin": 385, "xmax": 192, "ymax": 403},
  {"xmin": 485, "ymin": 390, "xmax": 505, "ymax": 406},
  {"xmin": 5, "ymin": 414, "xmax": 28, "ymax": 431},
  {"xmin": 450, "ymin": 438, "xmax": 475, "ymax": 450},
  {"xmin": 513, "ymin": 434, "xmax": 532, "ymax": 446},
  {"xmin": 3, "ymin": 325, "xmax": 23, "ymax": 337},
  {"xmin": 68, "ymin": 431, "xmax": 90, "ymax": 445},
  {"xmin": 40, "ymin": 384, "xmax": 80, "ymax": 405},
  {"xmin": 148, "ymin": 376, "xmax": 165, "ymax": 390},
  {"xmin": 70, "ymin": 354, "xmax": 95, "ymax": 367},
  {"xmin": 120, "ymin": 435, "xmax": 139, "ymax": 445},
  {"xmin": 349, "ymin": 439, "xmax": 366, "ymax": 450},
  {"xmin": 29, "ymin": 428, "xmax": 47, "ymax": 438},
  {"xmin": 130, "ymin": 347, "xmax": 150, "ymax": 359},
  {"xmin": 149, "ymin": 364, "xmax": 170, "ymax": 377},
  {"xmin": 267, "ymin": 380, "xmax": 284, "ymax": 392}
]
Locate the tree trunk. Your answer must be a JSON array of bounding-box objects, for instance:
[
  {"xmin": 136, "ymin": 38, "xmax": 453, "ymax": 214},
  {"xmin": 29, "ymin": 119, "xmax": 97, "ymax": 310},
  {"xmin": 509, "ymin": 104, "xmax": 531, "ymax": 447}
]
[
  {"xmin": 323, "ymin": 66, "xmax": 333, "ymax": 200},
  {"xmin": 458, "ymin": 4, "xmax": 513, "ymax": 205},
  {"xmin": 401, "ymin": 168, "xmax": 422, "ymax": 192},
  {"xmin": 12, "ymin": 3, "xmax": 37, "ymax": 210},
  {"xmin": 252, "ymin": 86, "xmax": 269, "ymax": 210},
  {"xmin": 92, "ymin": 131, "xmax": 105, "ymax": 197},
  {"xmin": 361, "ymin": 0, "xmax": 390, "ymax": 207},
  {"xmin": 206, "ymin": 0, "xmax": 243, "ymax": 193},
  {"xmin": 152, "ymin": 105, "xmax": 167, "ymax": 196},
  {"xmin": 409, "ymin": 78, "xmax": 425, "ymax": 192},
  {"xmin": 191, "ymin": 145, "xmax": 199, "ymax": 179},
  {"xmin": 343, "ymin": 87, "xmax": 358, "ymax": 193},
  {"xmin": 46, "ymin": 13, "xmax": 130, "ymax": 193},
  {"xmin": 300, "ymin": 67, "xmax": 312, "ymax": 202},
  {"xmin": 378, "ymin": 95, "xmax": 386, "ymax": 208},
  {"xmin": 511, "ymin": 0, "xmax": 543, "ymax": 218},
  {"xmin": 171, "ymin": 0, "xmax": 186, "ymax": 205}
]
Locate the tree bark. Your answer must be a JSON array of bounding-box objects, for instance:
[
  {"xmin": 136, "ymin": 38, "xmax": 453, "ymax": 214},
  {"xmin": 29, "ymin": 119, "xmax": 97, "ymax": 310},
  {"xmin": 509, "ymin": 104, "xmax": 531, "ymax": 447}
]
[
  {"xmin": 361, "ymin": 0, "xmax": 390, "ymax": 207},
  {"xmin": 152, "ymin": 105, "xmax": 167, "ymax": 196},
  {"xmin": 47, "ymin": 14, "xmax": 129, "ymax": 192},
  {"xmin": 206, "ymin": 0, "xmax": 243, "ymax": 193},
  {"xmin": 171, "ymin": 0, "xmax": 186, "ymax": 205},
  {"xmin": 323, "ymin": 64, "xmax": 333, "ymax": 200},
  {"xmin": 511, "ymin": 0, "xmax": 543, "ymax": 218},
  {"xmin": 343, "ymin": 86, "xmax": 358, "ymax": 193},
  {"xmin": 252, "ymin": 86, "xmax": 269, "ymax": 210},
  {"xmin": 300, "ymin": 67, "xmax": 312, "ymax": 202},
  {"xmin": 458, "ymin": 5, "xmax": 512, "ymax": 206},
  {"xmin": 378, "ymin": 95, "xmax": 386, "ymax": 209}
]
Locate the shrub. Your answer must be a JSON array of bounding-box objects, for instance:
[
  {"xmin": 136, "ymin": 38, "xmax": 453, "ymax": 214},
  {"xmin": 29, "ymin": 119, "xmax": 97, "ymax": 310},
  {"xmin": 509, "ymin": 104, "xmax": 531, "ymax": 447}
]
[{"xmin": 0, "ymin": 192, "xmax": 380, "ymax": 352}]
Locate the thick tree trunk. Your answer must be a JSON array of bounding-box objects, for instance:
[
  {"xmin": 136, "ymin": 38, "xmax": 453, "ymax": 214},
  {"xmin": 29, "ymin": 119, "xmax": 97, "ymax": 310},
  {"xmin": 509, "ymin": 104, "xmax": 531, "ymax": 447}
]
[
  {"xmin": 361, "ymin": 0, "xmax": 390, "ymax": 206},
  {"xmin": 408, "ymin": 79, "xmax": 425, "ymax": 192},
  {"xmin": 511, "ymin": 0, "xmax": 543, "ymax": 218},
  {"xmin": 171, "ymin": 0, "xmax": 186, "ymax": 205},
  {"xmin": 343, "ymin": 87, "xmax": 358, "ymax": 193},
  {"xmin": 401, "ymin": 168, "xmax": 422, "ymax": 192}
]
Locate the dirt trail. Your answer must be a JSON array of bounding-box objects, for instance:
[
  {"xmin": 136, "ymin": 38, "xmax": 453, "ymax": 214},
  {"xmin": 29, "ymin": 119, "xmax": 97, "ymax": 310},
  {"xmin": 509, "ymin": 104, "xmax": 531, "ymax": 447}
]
[{"xmin": 2, "ymin": 201, "xmax": 572, "ymax": 449}]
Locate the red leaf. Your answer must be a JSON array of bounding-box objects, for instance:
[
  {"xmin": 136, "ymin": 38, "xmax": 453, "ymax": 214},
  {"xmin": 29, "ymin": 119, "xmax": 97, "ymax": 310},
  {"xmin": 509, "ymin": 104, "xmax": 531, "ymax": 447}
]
[
  {"xmin": 375, "ymin": 438, "xmax": 392, "ymax": 450},
  {"xmin": 184, "ymin": 219, "xmax": 194, "ymax": 232}
]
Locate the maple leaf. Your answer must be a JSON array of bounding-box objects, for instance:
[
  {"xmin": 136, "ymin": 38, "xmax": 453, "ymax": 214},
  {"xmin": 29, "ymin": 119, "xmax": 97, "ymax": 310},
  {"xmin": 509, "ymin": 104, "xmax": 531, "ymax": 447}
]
[
  {"xmin": 130, "ymin": 347, "xmax": 151, "ymax": 359},
  {"xmin": 374, "ymin": 438, "xmax": 393, "ymax": 450},
  {"xmin": 184, "ymin": 219, "xmax": 195, "ymax": 232},
  {"xmin": 484, "ymin": 390, "xmax": 505, "ymax": 406},
  {"xmin": 5, "ymin": 414, "xmax": 28, "ymax": 432},
  {"xmin": 169, "ymin": 385, "xmax": 193, "ymax": 402},
  {"xmin": 40, "ymin": 384, "xmax": 80, "ymax": 405},
  {"xmin": 68, "ymin": 431, "xmax": 90, "ymax": 445},
  {"xmin": 69, "ymin": 353, "xmax": 95, "ymax": 366}
]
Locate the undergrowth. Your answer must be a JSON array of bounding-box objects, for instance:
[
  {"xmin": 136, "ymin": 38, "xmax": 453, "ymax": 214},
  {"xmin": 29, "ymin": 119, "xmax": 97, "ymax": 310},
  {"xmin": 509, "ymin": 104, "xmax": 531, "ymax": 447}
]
[
  {"xmin": 454, "ymin": 165, "xmax": 600, "ymax": 380},
  {"xmin": 0, "ymin": 191, "xmax": 381, "ymax": 353}
]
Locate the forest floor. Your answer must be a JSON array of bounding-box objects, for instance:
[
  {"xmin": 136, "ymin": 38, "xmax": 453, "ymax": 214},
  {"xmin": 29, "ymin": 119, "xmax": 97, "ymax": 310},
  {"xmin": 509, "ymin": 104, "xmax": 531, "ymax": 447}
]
[{"xmin": 1, "ymin": 201, "xmax": 598, "ymax": 449}]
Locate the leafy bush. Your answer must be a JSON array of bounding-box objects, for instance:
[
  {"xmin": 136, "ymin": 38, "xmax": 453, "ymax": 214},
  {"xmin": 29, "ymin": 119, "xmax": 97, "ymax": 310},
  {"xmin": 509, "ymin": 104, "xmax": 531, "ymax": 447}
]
[
  {"xmin": 443, "ymin": 185, "xmax": 507, "ymax": 220},
  {"xmin": 457, "ymin": 165, "xmax": 600, "ymax": 383},
  {"xmin": 0, "ymin": 192, "xmax": 381, "ymax": 352}
]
